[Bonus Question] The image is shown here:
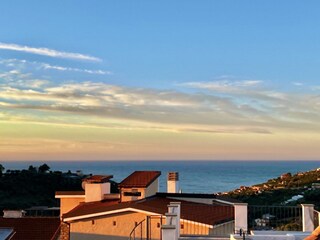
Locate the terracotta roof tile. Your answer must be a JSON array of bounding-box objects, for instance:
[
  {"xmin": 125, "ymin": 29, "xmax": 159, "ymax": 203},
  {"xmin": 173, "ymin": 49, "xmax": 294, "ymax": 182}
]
[
  {"xmin": 0, "ymin": 217, "xmax": 60, "ymax": 240},
  {"xmin": 62, "ymin": 199, "xmax": 121, "ymax": 219},
  {"xmin": 83, "ymin": 175, "xmax": 113, "ymax": 183},
  {"xmin": 62, "ymin": 196, "xmax": 234, "ymax": 226},
  {"xmin": 119, "ymin": 171, "xmax": 161, "ymax": 188}
]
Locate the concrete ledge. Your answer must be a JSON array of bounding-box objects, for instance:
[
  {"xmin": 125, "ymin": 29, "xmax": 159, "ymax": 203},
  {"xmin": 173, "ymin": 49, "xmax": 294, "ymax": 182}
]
[{"xmin": 161, "ymin": 225, "xmax": 176, "ymax": 229}]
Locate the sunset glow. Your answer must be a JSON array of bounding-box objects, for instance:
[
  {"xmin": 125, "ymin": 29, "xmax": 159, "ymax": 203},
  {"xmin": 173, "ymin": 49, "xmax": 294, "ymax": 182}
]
[{"xmin": 1, "ymin": 1, "xmax": 320, "ymax": 161}]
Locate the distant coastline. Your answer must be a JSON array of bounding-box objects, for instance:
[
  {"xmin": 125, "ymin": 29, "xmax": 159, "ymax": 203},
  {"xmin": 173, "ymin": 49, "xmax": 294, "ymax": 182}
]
[{"xmin": 1, "ymin": 160, "xmax": 319, "ymax": 193}]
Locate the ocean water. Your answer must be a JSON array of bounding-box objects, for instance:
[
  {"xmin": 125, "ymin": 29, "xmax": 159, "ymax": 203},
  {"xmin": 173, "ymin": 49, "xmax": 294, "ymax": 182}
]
[{"xmin": 1, "ymin": 160, "xmax": 319, "ymax": 193}]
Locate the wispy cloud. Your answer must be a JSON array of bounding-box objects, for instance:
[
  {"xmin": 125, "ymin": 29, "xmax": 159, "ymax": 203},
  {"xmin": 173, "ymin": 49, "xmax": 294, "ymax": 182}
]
[
  {"xmin": 0, "ymin": 42, "xmax": 101, "ymax": 62},
  {"xmin": 182, "ymin": 80, "xmax": 262, "ymax": 93},
  {"xmin": 41, "ymin": 63, "xmax": 111, "ymax": 75},
  {"xmin": 0, "ymin": 58, "xmax": 110, "ymax": 75}
]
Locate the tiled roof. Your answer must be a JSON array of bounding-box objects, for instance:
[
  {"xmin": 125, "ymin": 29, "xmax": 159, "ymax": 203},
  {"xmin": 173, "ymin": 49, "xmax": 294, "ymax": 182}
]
[
  {"xmin": 156, "ymin": 192, "xmax": 243, "ymax": 204},
  {"xmin": 62, "ymin": 196, "xmax": 234, "ymax": 226},
  {"xmin": 83, "ymin": 175, "xmax": 113, "ymax": 183},
  {"xmin": 0, "ymin": 217, "xmax": 60, "ymax": 240},
  {"xmin": 118, "ymin": 171, "xmax": 161, "ymax": 188},
  {"xmin": 63, "ymin": 199, "xmax": 121, "ymax": 219}
]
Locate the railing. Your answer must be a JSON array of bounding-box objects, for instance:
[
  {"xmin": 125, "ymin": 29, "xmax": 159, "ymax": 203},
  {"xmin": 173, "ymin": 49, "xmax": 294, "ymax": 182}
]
[
  {"xmin": 50, "ymin": 223, "xmax": 61, "ymax": 240},
  {"xmin": 234, "ymin": 228, "xmax": 249, "ymax": 240},
  {"xmin": 129, "ymin": 216, "xmax": 163, "ymax": 240},
  {"xmin": 129, "ymin": 219, "xmax": 146, "ymax": 240},
  {"xmin": 314, "ymin": 210, "xmax": 320, "ymax": 228},
  {"xmin": 248, "ymin": 205, "xmax": 302, "ymax": 231}
]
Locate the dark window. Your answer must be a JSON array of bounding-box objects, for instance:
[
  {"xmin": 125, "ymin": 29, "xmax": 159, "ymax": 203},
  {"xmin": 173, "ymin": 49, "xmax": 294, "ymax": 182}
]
[
  {"xmin": 123, "ymin": 191, "xmax": 141, "ymax": 196},
  {"xmin": 91, "ymin": 220, "xmax": 95, "ymax": 225},
  {"xmin": 113, "ymin": 221, "xmax": 116, "ymax": 226},
  {"xmin": 157, "ymin": 222, "xmax": 160, "ymax": 228},
  {"xmin": 181, "ymin": 224, "xmax": 184, "ymax": 229}
]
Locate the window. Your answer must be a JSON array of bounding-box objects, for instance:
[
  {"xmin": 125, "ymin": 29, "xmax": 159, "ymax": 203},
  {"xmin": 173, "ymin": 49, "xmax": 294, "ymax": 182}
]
[
  {"xmin": 91, "ymin": 220, "xmax": 95, "ymax": 225},
  {"xmin": 123, "ymin": 191, "xmax": 141, "ymax": 196},
  {"xmin": 113, "ymin": 221, "xmax": 116, "ymax": 226},
  {"xmin": 181, "ymin": 224, "xmax": 184, "ymax": 229}
]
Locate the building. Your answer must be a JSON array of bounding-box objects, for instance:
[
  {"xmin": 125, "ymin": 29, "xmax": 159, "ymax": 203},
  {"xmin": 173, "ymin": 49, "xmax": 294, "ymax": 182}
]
[{"xmin": 56, "ymin": 171, "xmax": 236, "ymax": 240}]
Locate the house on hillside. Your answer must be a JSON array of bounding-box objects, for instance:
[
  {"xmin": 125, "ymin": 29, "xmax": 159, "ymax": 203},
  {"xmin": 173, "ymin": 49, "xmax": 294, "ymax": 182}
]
[{"xmin": 56, "ymin": 171, "xmax": 237, "ymax": 240}]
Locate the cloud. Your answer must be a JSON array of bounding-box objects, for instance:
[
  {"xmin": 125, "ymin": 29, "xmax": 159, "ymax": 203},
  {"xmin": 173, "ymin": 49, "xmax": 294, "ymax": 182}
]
[
  {"xmin": 181, "ymin": 80, "xmax": 262, "ymax": 93},
  {"xmin": 0, "ymin": 42, "xmax": 101, "ymax": 62},
  {"xmin": 41, "ymin": 63, "xmax": 111, "ymax": 75},
  {"xmin": 1, "ymin": 71, "xmax": 320, "ymax": 135},
  {"xmin": 0, "ymin": 58, "xmax": 110, "ymax": 75}
]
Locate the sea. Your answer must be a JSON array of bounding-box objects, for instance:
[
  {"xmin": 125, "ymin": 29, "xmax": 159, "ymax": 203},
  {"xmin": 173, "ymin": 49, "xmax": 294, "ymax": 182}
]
[{"xmin": 1, "ymin": 160, "xmax": 319, "ymax": 193}]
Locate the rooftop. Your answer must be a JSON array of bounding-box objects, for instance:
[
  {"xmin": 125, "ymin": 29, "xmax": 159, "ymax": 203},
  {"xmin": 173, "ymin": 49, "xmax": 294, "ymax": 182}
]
[
  {"xmin": 118, "ymin": 171, "xmax": 161, "ymax": 188},
  {"xmin": 83, "ymin": 175, "xmax": 113, "ymax": 183},
  {"xmin": 0, "ymin": 217, "xmax": 60, "ymax": 240},
  {"xmin": 156, "ymin": 192, "xmax": 243, "ymax": 204},
  {"xmin": 62, "ymin": 195, "xmax": 234, "ymax": 226}
]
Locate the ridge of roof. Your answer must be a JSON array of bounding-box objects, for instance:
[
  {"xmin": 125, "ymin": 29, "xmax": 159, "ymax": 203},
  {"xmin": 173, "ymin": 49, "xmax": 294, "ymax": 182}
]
[{"xmin": 83, "ymin": 175, "xmax": 113, "ymax": 183}]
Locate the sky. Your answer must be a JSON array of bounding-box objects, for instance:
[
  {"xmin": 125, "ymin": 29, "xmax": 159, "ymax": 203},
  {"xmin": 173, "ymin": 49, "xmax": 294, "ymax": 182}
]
[{"xmin": 0, "ymin": 1, "xmax": 320, "ymax": 161}]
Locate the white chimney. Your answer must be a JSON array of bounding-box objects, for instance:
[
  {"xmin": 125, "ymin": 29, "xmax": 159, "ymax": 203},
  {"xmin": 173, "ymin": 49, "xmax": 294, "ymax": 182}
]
[
  {"xmin": 83, "ymin": 175, "xmax": 113, "ymax": 202},
  {"xmin": 3, "ymin": 210, "xmax": 26, "ymax": 218},
  {"xmin": 167, "ymin": 172, "xmax": 180, "ymax": 193}
]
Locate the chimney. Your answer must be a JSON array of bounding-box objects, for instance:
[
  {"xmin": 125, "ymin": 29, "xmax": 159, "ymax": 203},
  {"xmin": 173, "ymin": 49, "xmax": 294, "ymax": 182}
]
[
  {"xmin": 82, "ymin": 175, "xmax": 113, "ymax": 202},
  {"xmin": 167, "ymin": 172, "xmax": 180, "ymax": 193},
  {"xmin": 3, "ymin": 210, "xmax": 26, "ymax": 218}
]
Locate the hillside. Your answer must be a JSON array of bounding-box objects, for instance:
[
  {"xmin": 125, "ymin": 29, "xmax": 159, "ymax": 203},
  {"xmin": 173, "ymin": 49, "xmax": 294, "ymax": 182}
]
[
  {"xmin": 0, "ymin": 164, "xmax": 84, "ymax": 213},
  {"xmin": 226, "ymin": 167, "xmax": 320, "ymax": 208}
]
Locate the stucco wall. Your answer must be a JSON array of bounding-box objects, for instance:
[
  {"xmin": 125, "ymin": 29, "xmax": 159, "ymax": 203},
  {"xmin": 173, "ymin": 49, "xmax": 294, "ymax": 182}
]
[
  {"xmin": 120, "ymin": 179, "xmax": 159, "ymax": 202},
  {"xmin": 85, "ymin": 182, "xmax": 110, "ymax": 202},
  {"xmin": 120, "ymin": 187, "xmax": 146, "ymax": 202},
  {"xmin": 145, "ymin": 178, "xmax": 159, "ymax": 198},
  {"xmin": 70, "ymin": 211, "xmax": 163, "ymax": 240},
  {"xmin": 61, "ymin": 198, "xmax": 85, "ymax": 216},
  {"xmin": 210, "ymin": 221, "xmax": 234, "ymax": 236},
  {"xmin": 179, "ymin": 220, "xmax": 234, "ymax": 236},
  {"xmin": 180, "ymin": 220, "xmax": 210, "ymax": 235}
]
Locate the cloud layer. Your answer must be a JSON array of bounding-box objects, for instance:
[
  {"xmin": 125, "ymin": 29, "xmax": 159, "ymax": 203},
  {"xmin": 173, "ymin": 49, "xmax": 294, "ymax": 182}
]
[
  {"xmin": 1, "ymin": 68, "xmax": 320, "ymax": 135},
  {"xmin": 1, "ymin": 59, "xmax": 320, "ymax": 160}
]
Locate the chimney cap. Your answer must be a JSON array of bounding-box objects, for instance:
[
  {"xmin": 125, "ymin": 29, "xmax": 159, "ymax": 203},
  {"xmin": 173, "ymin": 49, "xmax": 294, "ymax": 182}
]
[
  {"xmin": 168, "ymin": 172, "xmax": 179, "ymax": 181},
  {"xmin": 83, "ymin": 175, "xmax": 113, "ymax": 183}
]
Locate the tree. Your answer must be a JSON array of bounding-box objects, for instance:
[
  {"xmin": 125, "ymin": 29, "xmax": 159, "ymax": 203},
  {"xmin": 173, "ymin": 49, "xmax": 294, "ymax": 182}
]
[
  {"xmin": 0, "ymin": 164, "xmax": 4, "ymax": 177},
  {"xmin": 38, "ymin": 164, "xmax": 50, "ymax": 173},
  {"xmin": 28, "ymin": 165, "xmax": 37, "ymax": 173}
]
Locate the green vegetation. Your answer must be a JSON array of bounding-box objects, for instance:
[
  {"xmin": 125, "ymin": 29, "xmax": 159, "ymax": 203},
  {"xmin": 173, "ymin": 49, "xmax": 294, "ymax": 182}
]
[
  {"xmin": 0, "ymin": 164, "xmax": 83, "ymax": 212},
  {"xmin": 227, "ymin": 168, "xmax": 320, "ymax": 208},
  {"xmin": 0, "ymin": 164, "xmax": 118, "ymax": 214}
]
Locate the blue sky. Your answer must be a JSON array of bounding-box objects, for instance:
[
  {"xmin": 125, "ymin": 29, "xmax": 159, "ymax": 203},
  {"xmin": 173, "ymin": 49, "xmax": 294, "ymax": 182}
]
[
  {"xmin": 1, "ymin": 1, "xmax": 320, "ymax": 88},
  {"xmin": 0, "ymin": 1, "xmax": 320, "ymax": 160}
]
